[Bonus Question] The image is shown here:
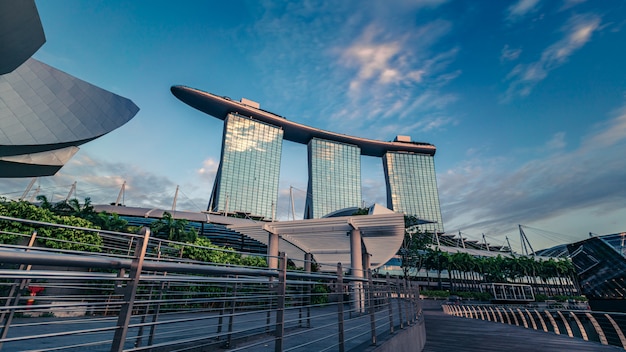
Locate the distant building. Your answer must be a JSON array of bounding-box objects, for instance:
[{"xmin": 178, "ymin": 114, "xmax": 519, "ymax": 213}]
[
  {"xmin": 209, "ymin": 113, "xmax": 283, "ymax": 220},
  {"xmin": 171, "ymin": 85, "xmax": 444, "ymax": 231},
  {"xmin": 305, "ymin": 138, "xmax": 361, "ymax": 219},
  {"xmin": 384, "ymin": 149, "xmax": 443, "ymax": 233}
]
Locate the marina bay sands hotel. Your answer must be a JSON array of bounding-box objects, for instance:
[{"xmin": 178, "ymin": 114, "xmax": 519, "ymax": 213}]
[{"xmin": 171, "ymin": 86, "xmax": 444, "ymax": 233}]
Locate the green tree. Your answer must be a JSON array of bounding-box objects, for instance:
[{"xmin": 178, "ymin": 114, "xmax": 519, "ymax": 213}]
[
  {"xmin": 424, "ymin": 248, "xmax": 449, "ymax": 290},
  {"xmin": 178, "ymin": 237, "xmax": 266, "ymax": 267},
  {"xmin": 399, "ymin": 215, "xmax": 432, "ymax": 280},
  {"xmin": 0, "ymin": 199, "xmax": 102, "ymax": 252},
  {"xmin": 150, "ymin": 212, "xmax": 197, "ymax": 242}
]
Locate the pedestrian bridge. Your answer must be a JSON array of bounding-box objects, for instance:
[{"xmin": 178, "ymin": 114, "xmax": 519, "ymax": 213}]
[
  {"xmin": 1, "ymin": 215, "xmax": 624, "ymax": 351},
  {"xmin": 424, "ymin": 301, "xmax": 623, "ymax": 351},
  {"xmin": 0, "ymin": 216, "xmax": 424, "ymax": 352}
]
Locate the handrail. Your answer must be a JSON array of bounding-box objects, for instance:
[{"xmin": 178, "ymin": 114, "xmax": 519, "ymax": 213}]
[
  {"xmin": 443, "ymin": 303, "xmax": 626, "ymax": 350},
  {"xmin": 0, "ymin": 216, "xmax": 425, "ymax": 351}
]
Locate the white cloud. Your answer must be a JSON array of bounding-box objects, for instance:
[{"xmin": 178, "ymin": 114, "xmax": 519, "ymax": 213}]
[
  {"xmin": 197, "ymin": 158, "xmax": 219, "ymax": 177},
  {"xmin": 545, "ymin": 132, "xmax": 566, "ymax": 150},
  {"xmin": 584, "ymin": 107, "xmax": 626, "ymax": 149},
  {"xmin": 559, "ymin": 0, "xmax": 587, "ymax": 12},
  {"xmin": 0, "ymin": 151, "xmax": 212, "ymax": 212},
  {"xmin": 501, "ymin": 45, "xmax": 522, "ymax": 62},
  {"xmin": 340, "ymin": 26, "xmax": 424, "ymax": 93},
  {"xmin": 506, "ymin": 0, "xmax": 542, "ymax": 22},
  {"xmin": 439, "ymin": 108, "xmax": 626, "ymax": 246},
  {"xmin": 503, "ymin": 13, "xmax": 601, "ymax": 101}
]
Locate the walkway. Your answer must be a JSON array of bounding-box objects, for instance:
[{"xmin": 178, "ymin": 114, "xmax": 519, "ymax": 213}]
[{"xmin": 421, "ymin": 301, "xmax": 623, "ymax": 352}]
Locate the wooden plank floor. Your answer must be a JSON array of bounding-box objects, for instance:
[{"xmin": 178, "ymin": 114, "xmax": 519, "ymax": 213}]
[{"xmin": 422, "ymin": 303, "xmax": 624, "ymax": 352}]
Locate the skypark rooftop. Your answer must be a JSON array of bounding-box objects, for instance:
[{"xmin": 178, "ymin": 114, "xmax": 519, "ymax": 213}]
[{"xmin": 171, "ymin": 85, "xmax": 436, "ymax": 157}]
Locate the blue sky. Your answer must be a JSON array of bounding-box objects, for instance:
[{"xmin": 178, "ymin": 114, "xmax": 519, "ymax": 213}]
[{"xmin": 2, "ymin": 0, "xmax": 626, "ymax": 252}]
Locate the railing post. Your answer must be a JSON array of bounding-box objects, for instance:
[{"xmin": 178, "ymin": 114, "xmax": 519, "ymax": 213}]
[
  {"xmin": 385, "ymin": 273, "xmax": 394, "ymax": 334},
  {"xmin": 408, "ymin": 281, "xmax": 416, "ymax": 322},
  {"xmin": 337, "ymin": 263, "xmax": 345, "ymax": 352},
  {"xmin": 274, "ymin": 252, "xmax": 287, "ymax": 352},
  {"xmin": 226, "ymin": 279, "xmax": 238, "ymax": 348},
  {"xmin": 0, "ymin": 230, "xmax": 38, "ymax": 351},
  {"xmin": 110, "ymin": 227, "xmax": 150, "ymax": 352},
  {"xmin": 367, "ymin": 269, "xmax": 376, "ymax": 346},
  {"xmin": 305, "ymin": 252, "xmax": 312, "ymax": 328},
  {"xmin": 218, "ymin": 285, "xmax": 228, "ymax": 338},
  {"xmin": 395, "ymin": 277, "xmax": 404, "ymax": 329},
  {"xmin": 147, "ymin": 276, "xmax": 167, "ymax": 347},
  {"xmin": 402, "ymin": 279, "xmax": 410, "ymax": 326}
]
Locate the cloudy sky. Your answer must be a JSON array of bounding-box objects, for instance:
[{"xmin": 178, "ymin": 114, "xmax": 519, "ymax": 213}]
[{"xmin": 2, "ymin": 0, "xmax": 625, "ymax": 252}]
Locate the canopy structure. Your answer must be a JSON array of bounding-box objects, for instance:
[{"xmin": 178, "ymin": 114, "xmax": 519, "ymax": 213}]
[{"xmin": 228, "ymin": 212, "xmax": 406, "ymax": 272}]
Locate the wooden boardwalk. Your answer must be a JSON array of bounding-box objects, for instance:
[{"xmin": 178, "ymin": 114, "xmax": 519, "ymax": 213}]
[{"xmin": 421, "ymin": 302, "xmax": 624, "ymax": 352}]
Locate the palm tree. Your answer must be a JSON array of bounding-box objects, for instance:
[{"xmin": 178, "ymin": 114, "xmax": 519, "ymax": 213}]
[
  {"xmin": 35, "ymin": 194, "xmax": 52, "ymax": 210},
  {"xmin": 424, "ymin": 249, "xmax": 449, "ymax": 291},
  {"xmin": 151, "ymin": 212, "xmax": 197, "ymax": 242}
]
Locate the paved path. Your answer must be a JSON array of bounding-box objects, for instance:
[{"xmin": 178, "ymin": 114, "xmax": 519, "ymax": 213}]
[{"xmin": 421, "ymin": 302, "xmax": 623, "ymax": 352}]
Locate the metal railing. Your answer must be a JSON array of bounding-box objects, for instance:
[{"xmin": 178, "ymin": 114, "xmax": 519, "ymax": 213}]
[
  {"xmin": 0, "ymin": 216, "xmax": 424, "ymax": 351},
  {"xmin": 443, "ymin": 303, "xmax": 626, "ymax": 350}
]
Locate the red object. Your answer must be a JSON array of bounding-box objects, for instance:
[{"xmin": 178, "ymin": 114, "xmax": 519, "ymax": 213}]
[{"xmin": 27, "ymin": 286, "xmax": 44, "ymax": 294}]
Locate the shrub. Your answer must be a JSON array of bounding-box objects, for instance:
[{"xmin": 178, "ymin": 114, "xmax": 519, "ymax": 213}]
[
  {"xmin": 420, "ymin": 290, "xmax": 450, "ymax": 298},
  {"xmin": 0, "ymin": 199, "xmax": 102, "ymax": 252}
]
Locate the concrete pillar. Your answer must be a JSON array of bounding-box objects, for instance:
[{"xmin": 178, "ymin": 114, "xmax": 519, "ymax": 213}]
[
  {"xmin": 362, "ymin": 252, "xmax": 370, "ymax": 272},
  {"xmin": 350, "ymin": 229, "xmax": 363, "ymax": 278},
  {"xmin": 350, "ymin": 228, "xmax": 364, "ymax": 313},
  {"xmin": 304, "ymin": 253, "xmax": 312, "ymax": 273},
  {"xmin": 268, "ymin": 231, "xmax": 279, "ymax": 270}
]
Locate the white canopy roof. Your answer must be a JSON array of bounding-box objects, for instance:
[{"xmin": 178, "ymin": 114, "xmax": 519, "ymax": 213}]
[{"xmin": 228, "ymin": 212, "xmax": 405, "ymax": 272}]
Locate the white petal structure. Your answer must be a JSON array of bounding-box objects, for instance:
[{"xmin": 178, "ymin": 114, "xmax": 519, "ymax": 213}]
[{"xmin": 0, "ymin": 1, "xmax": 139, "ymax": 177}]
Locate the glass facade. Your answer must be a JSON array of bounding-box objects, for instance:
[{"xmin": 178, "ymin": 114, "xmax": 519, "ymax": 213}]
[
  {"xmin": 305, "ymin": 138, "xmax": 361, "ymax": 219},
  {"xmin": 383, "ymin": 152, "xmax": 443, "ymax": 233},
  {"xmin": 209, "ymin": 113, "xmax": 283, "ymax": 220}
]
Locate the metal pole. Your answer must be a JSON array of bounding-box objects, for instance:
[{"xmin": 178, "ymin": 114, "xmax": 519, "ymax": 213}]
[
  {"xmin": 226, "ymin": 279, "xmax": 238, "ymax": 348},
  {"xmin": 368, "ymin": 269, "xmax": 377, "ymax": 346},
  {"xmin": 337, "ymin": 263, "xmax": 345, "ymax": 352},
  {"xmin": 385, "ymin": 273, "xmax": 394, "ymax": 334},
  {"xmin": 0, "ymin": 231, "xmax": 38, "ymax": 351},
  {"xmin": 289, "ymin": 186, "xmax": 296, "ymax": 221},
  {"xmin": 65, "ymin": 181, "xmax": 77, "ymax": 201},
  {"xmin": 147, "ymin": 276, "xmax": 166, "ymax": 347},
  {"xmin": 20, "ymin": 177, "xmax": 37, "ymax": 200},
  {"xmin": 395, "ymin": 277, "xmax": 404, "ymax": 329},
  {"xmin": 171, "ymin": 185, "xmax": 179, "ymax": 211},
  {"xmin": 305, "ymin": 253, "xmax": 312, "ymax": 328},
  {"xmin": 110, "ymin": 227, "xmax": 151, "ymax": 352},
  {"xmin": 115, "ymin": 181, "xmax": 126, "ymax": 206},
  {"xmin": 217, "ymin": 285, "xmax": 228, "ymax": 338},
  {"xmin": 274, "ymin": 252, "xmax": 287, "ymax": 352}
]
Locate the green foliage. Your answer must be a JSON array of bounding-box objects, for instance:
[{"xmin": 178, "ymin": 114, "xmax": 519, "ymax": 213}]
[
  {"xmin": 311, "ymin": 284, "xmax": 329, "ymax": 304},
  {"xmin": 0, "ymin": 199, "xmax": 52, "ymax": 243},
  {"xmin": 534, "ymin": 294, "xmax": 549, "ymax": 302},
  {"xmin": 399, "ymin": 216, "xmax": 434, "ymax": 280},
  {"xmin": 0, "ymin": 199, "xmax": 102, "ymax": 252},
  {"xmin": 151, "ymin": 212, "xmax": 197, "ymax": 242},
  {"xmin": 351, "ymin": 208, "xmax": 369, "ymax": 216},
  {"xmin": 43, "ymin": 215, "xmax": 102, "ymax": 252},
  {"xmin": 93, "ymin": 212, "xmax": 130, "ymax": 233},
  {"xmin": 178, "ymin": 237, "xmax": 267, "ymax": 267},
  {"xmin": 420, "ymin": 290, "xmax": 450, "ymax": 298},
  {"xmin": 241, "ymin": 254, "xmax": 268, "ymax": 267},
  {"xmin": 453, "ymin": 291, "xmax": 492, "ymax": 301}
]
